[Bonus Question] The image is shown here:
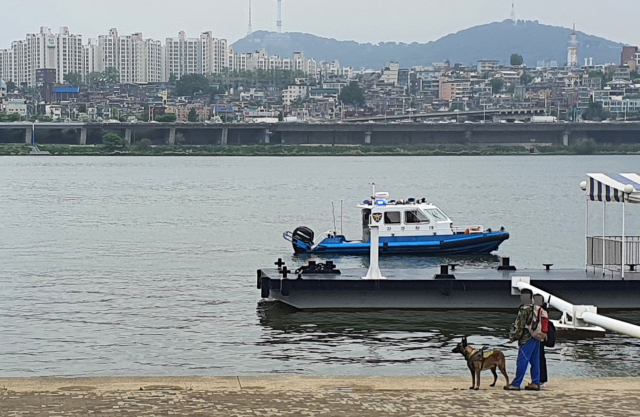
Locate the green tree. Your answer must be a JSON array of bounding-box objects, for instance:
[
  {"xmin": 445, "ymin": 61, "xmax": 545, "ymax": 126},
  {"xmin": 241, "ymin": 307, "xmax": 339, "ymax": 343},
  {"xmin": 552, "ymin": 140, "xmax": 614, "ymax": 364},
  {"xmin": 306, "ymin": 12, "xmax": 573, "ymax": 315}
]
[
  {"xmin": 6, "ymin": 80, "xmax": 17, "ymax": 91},
  {"xmin": 103, "ymin": 133, "xmax": 127, "ymax": 151},
  {"xmin": 133, "ymin": 138, "xmax": 152, "ymax": 152},
  {"xmin": 176, "ymin": 74, "xmax": 210, "ymax": 97},
  {"xmin": 339, "ymin": 81, "xmax": 365, "ymax": 106},
  {"xmin": 103, "ymin": 67, "xmax": 120, "ymax": 83},
  {"xmin": 631, "ymin": 70, "xmax": 640, "ymax": 80},
  {"xmin": 156, "ymin": 113, "xmax": 177, "ymax": 123},
  {"xmin": 64, "ymin": 72, "xmax": 83, "ymax": 87},
  {"xmin": 78, "ymin": 104, "xmax": 87, "ymax": 113},
  {"xmin": 187, "ymin": 107, "xmax": 199, "ymax": 122},
  {"xmin": 510, "ymin": 54, "xmax": 524, "ymax": 66},
  {"xmin": 6, "ymin": 113, "xmax": 22, "ymax": 122},
  {"xmin": 168, "ymin": 73, "xmax": 178, "ymax": 86},
  {"xmin": 86, "ymin": 72, "xmax": 103, "ymax": 84},
  {"xmin": 520, "ymin": 73, "xmax": 534, "ymax": 85},
  {"xmin": 582, "ymin": 96, "xmax": 610, "ymax": 121},
  {"xmin": 490, "ymin": 78, "xmax": 505, "ymax": 94}
]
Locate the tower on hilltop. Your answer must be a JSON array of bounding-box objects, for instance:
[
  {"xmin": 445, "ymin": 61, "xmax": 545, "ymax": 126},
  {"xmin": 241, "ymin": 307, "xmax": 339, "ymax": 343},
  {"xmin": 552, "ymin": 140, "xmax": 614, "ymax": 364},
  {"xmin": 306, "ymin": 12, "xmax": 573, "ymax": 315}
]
[
  {"xmin": 510, "ymin": 1, "xmax": 516, "ymax": 24},
  {"xmin": 247, "ymin": 0, "xmax": 253, "ymax": 35},
  {"xmin": 277, "ymin": 0, "xmax": 283, "ymax": 33},
  {"xmin": 567, "ymin": 24, "xmax": 579, "ymax": 67}
]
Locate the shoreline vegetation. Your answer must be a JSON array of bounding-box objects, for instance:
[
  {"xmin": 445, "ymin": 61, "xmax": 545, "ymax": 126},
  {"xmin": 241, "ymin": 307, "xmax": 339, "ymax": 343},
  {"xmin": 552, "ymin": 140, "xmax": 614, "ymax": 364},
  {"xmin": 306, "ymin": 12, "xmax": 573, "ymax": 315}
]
[{"xmin": 1, "ymin": 142, "xmax": 640, "ymax": 156}]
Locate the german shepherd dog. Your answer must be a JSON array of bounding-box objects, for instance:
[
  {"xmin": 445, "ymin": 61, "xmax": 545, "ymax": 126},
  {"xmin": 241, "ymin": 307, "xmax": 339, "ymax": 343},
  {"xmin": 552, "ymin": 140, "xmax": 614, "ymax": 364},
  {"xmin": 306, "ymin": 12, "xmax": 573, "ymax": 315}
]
[{"xmin": 452, "ymin": 337, "xmax": 510, "ymax": 390}]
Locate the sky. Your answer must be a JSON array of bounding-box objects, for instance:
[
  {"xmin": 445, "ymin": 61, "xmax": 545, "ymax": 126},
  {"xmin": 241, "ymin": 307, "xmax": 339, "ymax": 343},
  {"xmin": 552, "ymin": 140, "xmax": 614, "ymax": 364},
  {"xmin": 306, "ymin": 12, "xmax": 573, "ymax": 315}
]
[{"xmin": 1, "ymin": 0, "xmax": 638, "ymax": 47}]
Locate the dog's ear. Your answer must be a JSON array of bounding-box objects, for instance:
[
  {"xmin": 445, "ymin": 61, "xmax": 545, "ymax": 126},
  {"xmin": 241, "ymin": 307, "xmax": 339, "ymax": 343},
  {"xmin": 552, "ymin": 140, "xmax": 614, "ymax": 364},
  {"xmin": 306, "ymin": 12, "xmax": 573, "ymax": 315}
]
[{"xmin": 462, "ymin": 337, "xmax": 467, "ymax": 345}]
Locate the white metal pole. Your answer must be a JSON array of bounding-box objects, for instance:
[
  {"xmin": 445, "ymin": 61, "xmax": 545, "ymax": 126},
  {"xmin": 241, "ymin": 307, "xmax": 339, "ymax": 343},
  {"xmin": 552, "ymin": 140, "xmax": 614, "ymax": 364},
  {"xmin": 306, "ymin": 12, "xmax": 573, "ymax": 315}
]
[
  {"xmin": 363, "ymin": 219, "xmax": 385, "ymax": 280},
  {"xmin": 340, "ymin": 199, "xmax": 344, "ymax": 236},
  {"xmin": 603, "ymin": 202, "xmax": 606, "ymax": 275},
  {"xmin": 622, "ymin": 201, "xmax": 626, "ymax": 279},
  {"xmin": 585, "ymin": 197, "xmax": 589, "ymax": 271}
]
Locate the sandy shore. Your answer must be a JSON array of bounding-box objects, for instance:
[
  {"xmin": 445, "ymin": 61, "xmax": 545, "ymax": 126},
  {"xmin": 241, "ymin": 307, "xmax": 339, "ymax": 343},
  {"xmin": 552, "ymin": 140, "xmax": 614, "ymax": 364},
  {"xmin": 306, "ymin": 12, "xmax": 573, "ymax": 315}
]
[{"xmin": 1, "ymin": 377, "xmax": 639, "ymax": 416}]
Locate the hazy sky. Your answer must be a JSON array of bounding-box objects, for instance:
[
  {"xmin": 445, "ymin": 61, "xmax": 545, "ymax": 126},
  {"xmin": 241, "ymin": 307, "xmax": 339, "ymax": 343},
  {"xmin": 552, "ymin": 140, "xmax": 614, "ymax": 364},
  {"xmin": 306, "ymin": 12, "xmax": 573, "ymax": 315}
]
[{"xmin": 1, "ymin": 0, "xmax": 638, "ymax": 47}]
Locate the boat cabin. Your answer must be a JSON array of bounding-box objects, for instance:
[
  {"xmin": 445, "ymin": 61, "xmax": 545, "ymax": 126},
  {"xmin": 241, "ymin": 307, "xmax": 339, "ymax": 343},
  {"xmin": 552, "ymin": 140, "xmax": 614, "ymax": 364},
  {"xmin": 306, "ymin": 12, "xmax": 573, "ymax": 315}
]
[{"xmin": 358, "ymin": 192, "xmax": 483, "ymax": 242}]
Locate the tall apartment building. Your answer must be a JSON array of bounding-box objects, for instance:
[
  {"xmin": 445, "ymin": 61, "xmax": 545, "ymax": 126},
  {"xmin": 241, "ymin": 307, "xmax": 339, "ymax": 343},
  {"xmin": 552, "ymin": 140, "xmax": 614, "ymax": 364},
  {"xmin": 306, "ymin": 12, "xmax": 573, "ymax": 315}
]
[
  {"xmin": 94, "ymin": 29, "xmax": 164, "ymax": 84},
  {"xmin": 0, "ymin": 27, "xmax": 83, "ymax": 86},
  {"xmin": 165, "ymin": 31, "xmax": 228, "ymax": 79}
]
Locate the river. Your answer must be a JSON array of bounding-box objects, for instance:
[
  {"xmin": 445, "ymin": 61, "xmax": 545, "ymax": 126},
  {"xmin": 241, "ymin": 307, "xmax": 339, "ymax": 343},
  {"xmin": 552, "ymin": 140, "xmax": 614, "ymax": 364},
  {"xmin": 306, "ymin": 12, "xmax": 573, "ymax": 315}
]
[{"xmin": 1, "ymin": 155, "xmax": 639, "ymax": 377}]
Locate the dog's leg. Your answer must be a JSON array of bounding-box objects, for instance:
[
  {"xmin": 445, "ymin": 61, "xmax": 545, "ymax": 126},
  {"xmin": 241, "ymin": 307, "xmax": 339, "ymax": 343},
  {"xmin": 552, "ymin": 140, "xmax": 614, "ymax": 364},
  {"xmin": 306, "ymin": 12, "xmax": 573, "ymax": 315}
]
[
  {"xmin": 469, "ymin": 369, "xmax": 475, "ymax": 390},
  {"xmin": 499, "ymin": 363, "xmax": 510, "ymax": 388},
  {"xmin": 490, "ymin": 366, "xmax": 498, "ymax": 387},
  {"xmin": 475, "ymin": 364, "xmax": 481, "ymax": 390}
]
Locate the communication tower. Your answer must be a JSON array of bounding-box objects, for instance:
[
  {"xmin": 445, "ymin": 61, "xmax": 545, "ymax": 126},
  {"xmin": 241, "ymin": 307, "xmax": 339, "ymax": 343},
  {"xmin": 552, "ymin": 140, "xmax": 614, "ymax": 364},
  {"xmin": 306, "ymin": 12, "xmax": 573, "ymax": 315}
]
[
  {"xmin": 247, "ymin": 0, "xmax": 253, "ymax": 35},
  {"xmin": 567, "ymin": 24, "xmax": 579, "ymax": 67},
  {"xmin": 277, "ymin": 0, "xmax": 283, "ymax": 33},
  {"xmin": 510, "ymin": 1, "xmax": 516, "ymax": 23}
]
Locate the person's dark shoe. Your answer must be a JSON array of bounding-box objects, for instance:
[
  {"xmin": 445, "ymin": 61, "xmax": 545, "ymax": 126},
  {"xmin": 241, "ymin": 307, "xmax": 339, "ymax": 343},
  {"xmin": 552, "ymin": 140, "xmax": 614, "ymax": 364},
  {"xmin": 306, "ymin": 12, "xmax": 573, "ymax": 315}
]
[
  {"xmin": 504, "ymin": 385, "xmax": 521, "ymax": 391},
  {"xmin": 524, "ymin": 383, "xmax": 540, "ymax": 391}
]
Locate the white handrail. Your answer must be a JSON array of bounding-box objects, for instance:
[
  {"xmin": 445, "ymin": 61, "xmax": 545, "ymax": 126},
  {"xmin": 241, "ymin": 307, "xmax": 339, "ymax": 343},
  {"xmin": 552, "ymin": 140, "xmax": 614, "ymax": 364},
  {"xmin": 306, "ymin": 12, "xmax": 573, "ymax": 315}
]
[{"xmin": 513, "ymin": 278, "xmax": 640, "ymax": 340}]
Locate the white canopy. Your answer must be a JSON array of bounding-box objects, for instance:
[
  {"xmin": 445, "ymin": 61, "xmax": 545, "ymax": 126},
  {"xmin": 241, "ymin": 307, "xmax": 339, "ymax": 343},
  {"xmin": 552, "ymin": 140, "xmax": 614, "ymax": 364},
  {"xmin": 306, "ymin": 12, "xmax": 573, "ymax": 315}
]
[{"xmin": 587, "ymin": 173, "xmax": 640, "ymax": 204}]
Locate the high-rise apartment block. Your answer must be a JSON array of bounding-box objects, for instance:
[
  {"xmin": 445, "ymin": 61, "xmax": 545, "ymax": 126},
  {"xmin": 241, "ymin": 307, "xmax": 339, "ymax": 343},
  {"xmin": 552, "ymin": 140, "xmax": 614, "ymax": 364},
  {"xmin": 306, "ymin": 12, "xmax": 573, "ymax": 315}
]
[{"xmin": 0, "ymin": 27, "xmax": 318, "ymax": 87}]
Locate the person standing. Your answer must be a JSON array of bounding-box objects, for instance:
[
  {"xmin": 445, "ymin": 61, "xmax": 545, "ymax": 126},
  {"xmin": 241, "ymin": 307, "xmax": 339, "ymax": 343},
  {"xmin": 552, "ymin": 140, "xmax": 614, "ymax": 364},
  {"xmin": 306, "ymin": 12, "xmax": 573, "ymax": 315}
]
[
  {"xmin": 533, "ymin": 294, "xmax": 548, "ymax": 387},
  {"xmin": 504, "ymin": 288, "xmax": 542, "ymax": 391}
]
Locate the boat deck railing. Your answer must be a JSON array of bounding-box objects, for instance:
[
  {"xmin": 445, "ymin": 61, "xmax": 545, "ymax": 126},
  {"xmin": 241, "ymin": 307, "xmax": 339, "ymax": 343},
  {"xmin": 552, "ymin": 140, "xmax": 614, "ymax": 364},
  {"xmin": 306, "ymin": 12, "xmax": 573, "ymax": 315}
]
[{"xmin": 587, "ymin": 236, "xmax": 640, "ymax": 271}]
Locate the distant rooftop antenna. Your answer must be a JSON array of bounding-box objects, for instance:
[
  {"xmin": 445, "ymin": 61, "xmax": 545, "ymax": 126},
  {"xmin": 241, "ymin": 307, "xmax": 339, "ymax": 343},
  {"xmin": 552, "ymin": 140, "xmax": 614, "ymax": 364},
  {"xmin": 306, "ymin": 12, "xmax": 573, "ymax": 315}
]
[
  {"xmin": 277, "ymin": 0, "xmax": 283, "ymax": 33},
  {"xmin": 510, "ymin": 1, "xmax": 516, "ymax": 23},
  {"xmin": 247, "ymin": 0, "xmax": 253, "ymax": 35}
]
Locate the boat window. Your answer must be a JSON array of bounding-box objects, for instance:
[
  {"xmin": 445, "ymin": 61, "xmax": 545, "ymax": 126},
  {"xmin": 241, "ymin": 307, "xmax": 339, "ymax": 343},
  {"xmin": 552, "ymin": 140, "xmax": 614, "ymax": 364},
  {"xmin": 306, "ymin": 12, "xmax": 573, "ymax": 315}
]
[
  {"xmin": 405, "ymin": 210, "xmax": 430, "ymax": 224},
  {"xmin": 426, "ymin": 209, "xmax": 448, "ymax": 221},
  {"xmin": 384, "ymin": 211, "xmax": 401, "ymax": 224}
]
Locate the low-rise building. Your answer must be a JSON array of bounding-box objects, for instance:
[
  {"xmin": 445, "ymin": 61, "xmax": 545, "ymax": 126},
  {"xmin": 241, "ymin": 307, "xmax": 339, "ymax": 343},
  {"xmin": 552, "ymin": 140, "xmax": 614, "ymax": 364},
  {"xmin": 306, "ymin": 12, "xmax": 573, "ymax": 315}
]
[
  {"xmin": 283, "ymin": 84, "xmax": 308, "ymax": 105},
  {"xmin": 478, "ymin": 60, "xmax": 499, "ymax": 73}
]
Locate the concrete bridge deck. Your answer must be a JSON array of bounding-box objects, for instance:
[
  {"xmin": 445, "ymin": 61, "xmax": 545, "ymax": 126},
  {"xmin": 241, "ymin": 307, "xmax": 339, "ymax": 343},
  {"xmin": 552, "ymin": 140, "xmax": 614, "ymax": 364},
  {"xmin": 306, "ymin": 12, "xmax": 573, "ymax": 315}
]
[
  {"xmin": 1, "ymin": 122, "xmax": 640, "ymax": 147},
  {"xmin": 1, "ymin": 377, "xmax": 638, "ymax": 416}
]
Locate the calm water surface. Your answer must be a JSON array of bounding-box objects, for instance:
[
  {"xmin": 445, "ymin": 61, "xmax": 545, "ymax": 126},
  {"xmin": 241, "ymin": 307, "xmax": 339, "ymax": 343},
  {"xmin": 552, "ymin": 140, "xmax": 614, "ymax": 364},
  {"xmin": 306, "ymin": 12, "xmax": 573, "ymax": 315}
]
[{"xmin": 1, "ymin": 155, "xmax": 639, "ymax": 377}]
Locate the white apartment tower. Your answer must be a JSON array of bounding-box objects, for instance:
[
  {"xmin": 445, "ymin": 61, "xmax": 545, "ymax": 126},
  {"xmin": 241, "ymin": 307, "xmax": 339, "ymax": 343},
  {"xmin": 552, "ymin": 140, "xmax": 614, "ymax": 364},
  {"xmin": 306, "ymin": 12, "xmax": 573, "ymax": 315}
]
[
  {"xmin": 94, "ymin": 29, "xmax": 164, "ymax": 83},
  {"xmin": 165, "ymin": 31, "xmax": 228, "ymax": 80},
  {"xmin": 0, "ymin": 27, "xmax": 83, "ymax": 86}
]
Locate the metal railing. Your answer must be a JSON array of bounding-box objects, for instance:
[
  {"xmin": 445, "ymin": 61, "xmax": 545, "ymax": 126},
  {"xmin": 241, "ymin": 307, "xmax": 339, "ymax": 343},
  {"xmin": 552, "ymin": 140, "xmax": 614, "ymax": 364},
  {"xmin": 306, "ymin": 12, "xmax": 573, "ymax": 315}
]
[{"xmin": 587, "ymin": 236, "xmax": 640, "ymax": 268}]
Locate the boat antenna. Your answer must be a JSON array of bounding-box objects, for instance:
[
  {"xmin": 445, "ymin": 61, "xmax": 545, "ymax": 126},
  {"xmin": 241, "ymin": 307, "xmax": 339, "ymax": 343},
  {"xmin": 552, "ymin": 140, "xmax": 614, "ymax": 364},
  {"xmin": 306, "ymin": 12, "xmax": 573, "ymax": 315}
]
[
  {"xmin": 370, "ymin": 182, "xmax": 376, "ymax": 200},
  {"xmin": 331, "ymin": 201, "xmax": 337, "ymax": 233},
  {"xmin": 340, "ymin": 199, "xmax": 344, "ymax": 235}
]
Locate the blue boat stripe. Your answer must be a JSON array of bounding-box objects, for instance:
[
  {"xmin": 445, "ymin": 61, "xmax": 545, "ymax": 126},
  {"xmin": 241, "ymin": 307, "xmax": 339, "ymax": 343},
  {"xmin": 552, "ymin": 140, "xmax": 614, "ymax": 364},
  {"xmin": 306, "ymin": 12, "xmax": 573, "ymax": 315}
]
[
  {"xmin": 589, "ymin": 177, "xmax": 595, "ymax": 201},
  {"xmin": 606, "ymin": 184, "xmax": 611, "ymax": 202}
]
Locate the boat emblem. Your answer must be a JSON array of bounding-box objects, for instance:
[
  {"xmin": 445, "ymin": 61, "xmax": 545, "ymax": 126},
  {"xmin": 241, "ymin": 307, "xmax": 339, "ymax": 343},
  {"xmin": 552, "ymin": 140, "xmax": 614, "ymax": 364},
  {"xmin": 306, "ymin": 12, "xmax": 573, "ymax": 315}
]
[{"xmin": 372, "ymin": 213, "xmax": 382, "ymax": 223}]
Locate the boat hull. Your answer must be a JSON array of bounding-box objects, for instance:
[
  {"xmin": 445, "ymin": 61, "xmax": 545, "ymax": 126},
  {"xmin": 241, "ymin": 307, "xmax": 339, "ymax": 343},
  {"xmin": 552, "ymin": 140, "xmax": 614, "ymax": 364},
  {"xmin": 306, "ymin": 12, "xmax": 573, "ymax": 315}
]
[{"xmin": 297, "ymin": 231, "xmax": 509, "ymax": 256}]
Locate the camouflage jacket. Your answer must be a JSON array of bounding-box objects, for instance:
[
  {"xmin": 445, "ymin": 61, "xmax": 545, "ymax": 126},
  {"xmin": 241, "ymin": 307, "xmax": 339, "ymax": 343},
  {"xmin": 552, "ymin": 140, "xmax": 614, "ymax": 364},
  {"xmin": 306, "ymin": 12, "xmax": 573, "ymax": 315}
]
[{"xmin": 509, "ymin": 304, "xmax": 534, "ymax": 346}]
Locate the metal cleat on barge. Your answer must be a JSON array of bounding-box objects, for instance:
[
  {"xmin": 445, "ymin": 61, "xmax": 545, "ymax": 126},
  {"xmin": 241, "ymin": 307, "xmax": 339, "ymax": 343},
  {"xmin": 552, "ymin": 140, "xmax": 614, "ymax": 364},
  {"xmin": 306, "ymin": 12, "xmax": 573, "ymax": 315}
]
[
  {"xmin": 283, "ymin": 185, "xmax": 509, "ymax": 256},
  {"xmin": 260, "ymin": 174, "xmax": 640, "ymax": 310}
]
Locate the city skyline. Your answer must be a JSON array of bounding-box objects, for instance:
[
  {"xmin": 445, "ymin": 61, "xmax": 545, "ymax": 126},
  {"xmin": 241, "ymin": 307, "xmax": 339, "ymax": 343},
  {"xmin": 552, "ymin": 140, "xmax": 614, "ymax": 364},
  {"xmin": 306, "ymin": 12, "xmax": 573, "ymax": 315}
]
[{"xmin": 1, "ymin": 0, "xmax": 639, "ymax": 50}]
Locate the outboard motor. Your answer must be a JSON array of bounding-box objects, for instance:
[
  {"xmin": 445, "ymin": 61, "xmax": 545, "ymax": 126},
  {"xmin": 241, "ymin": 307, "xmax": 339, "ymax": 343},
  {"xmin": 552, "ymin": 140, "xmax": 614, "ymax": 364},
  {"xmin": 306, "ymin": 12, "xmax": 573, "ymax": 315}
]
[{"xmin": 291, "ymin": 226, "xmax": 315, "ymax": 253}]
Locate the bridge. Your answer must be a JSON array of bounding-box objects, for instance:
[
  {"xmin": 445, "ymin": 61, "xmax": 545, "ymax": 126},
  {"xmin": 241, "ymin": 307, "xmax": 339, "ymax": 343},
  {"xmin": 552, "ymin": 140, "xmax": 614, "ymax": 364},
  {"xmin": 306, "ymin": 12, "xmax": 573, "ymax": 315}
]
[{"xmin": 1, "ymin": 121, "xmax": 640, "ymax": 147}]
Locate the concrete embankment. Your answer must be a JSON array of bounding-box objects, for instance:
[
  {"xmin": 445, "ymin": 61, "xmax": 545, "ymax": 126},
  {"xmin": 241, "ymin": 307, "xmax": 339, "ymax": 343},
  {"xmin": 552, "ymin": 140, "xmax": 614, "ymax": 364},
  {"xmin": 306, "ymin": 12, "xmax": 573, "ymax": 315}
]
[{"xmin": 1, "ymin": 377, "xmax": 639, "ymax": 416}]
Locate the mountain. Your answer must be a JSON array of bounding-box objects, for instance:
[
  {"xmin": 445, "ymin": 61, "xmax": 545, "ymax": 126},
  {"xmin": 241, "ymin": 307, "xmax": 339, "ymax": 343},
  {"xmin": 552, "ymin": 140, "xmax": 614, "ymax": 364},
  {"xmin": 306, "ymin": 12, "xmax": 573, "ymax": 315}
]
[{"xmin": 232, "ymin": 20, "xmax": 625, "ymax": 69}]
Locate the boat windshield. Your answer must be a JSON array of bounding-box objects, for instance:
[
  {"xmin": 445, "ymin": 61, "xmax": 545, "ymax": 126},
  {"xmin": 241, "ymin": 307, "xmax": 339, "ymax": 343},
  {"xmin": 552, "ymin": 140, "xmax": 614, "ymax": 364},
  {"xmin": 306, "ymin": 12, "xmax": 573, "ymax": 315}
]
[
  {"xmin": 405, "ymin": 210, "xmax": 430, "ymax": 224},
  {"xmin": 425, "ymin": 208, "xmax": 448, "ymax": 221}
]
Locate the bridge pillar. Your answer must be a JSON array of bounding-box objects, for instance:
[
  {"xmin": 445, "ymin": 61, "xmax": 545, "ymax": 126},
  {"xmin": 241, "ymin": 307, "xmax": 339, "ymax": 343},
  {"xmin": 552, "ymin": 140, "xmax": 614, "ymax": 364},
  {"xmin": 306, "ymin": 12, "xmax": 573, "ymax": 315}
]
[
  {"xmin": 562, "ymin": 131, "xmax": 570, "ymax": 146},
  {"xmin": 264, "ymin": 129, "xmax": 271, "ymax": 144},
  {"xmin": 79, "ymin": 128, "xmax": 87, "ymax": 145},
  {"xmin": 25, "ymin": 126, "xmax": 32, "ymax": 145},
  {"xmin": 364, "ymin": 131, "xmax": 372, "ymax": 144},
  {"xmin": 221, "ymin": 127, "xmax": 228, "ymax": 145},
  {"xmin": 124, "ymin": 128, "xmax": 132, "ymax": 146},
  {"xmin": 464, "ymin": 129, "xmax": 472, "ymax": 144},
  {"xmin": 168, "ymin": 127, "xmax": 176, "ymax": 146}
]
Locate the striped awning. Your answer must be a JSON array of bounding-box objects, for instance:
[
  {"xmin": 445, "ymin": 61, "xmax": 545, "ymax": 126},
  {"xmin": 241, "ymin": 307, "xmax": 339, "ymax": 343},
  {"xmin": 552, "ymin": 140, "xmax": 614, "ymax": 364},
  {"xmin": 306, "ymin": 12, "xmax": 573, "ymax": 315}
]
[{"xmin": 587, "ymin": 173, "xmax": 640, "ymax": 204}]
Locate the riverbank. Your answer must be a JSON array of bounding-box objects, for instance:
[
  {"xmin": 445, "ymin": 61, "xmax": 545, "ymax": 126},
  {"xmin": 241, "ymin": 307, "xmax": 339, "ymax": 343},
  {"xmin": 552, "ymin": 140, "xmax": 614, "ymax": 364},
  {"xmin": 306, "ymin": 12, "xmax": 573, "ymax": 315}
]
[
  {"xmin": 2, "ymin": 143, "xmax": 640, "ymax": 156},
  {"xmin": 1, "ymin": 377, "xmax": 638, "ymax": 416}
]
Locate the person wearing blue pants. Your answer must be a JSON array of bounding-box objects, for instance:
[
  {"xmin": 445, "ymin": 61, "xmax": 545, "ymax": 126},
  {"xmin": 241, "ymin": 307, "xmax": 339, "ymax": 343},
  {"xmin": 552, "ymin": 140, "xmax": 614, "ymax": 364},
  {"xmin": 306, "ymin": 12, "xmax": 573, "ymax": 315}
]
[{"xmin": 505, "ymin": 289, "xmax": 541, "ymax": 391}]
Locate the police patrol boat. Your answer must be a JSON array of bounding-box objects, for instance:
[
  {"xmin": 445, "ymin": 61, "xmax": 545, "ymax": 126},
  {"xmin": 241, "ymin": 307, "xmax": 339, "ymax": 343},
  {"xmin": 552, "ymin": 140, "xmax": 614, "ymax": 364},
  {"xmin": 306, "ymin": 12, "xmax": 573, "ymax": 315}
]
[
  {"xmin": 260, "ymin": 174, "xmax": 640, "ymax": 310},
  {"xmin": 283, "ymin": 186, "xmax": 510, "ymax": 256}
]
